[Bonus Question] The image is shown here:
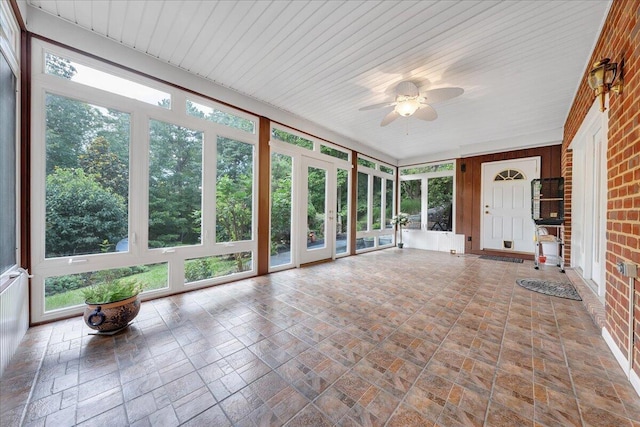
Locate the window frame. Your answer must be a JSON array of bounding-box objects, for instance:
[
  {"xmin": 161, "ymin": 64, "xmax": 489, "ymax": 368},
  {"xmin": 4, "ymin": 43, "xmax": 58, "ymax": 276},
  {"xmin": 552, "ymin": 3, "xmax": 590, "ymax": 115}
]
[
  {"xmin": 0, "ymin": 0, "xmax": 20, "ymax": 286},
  {"xmin": 399, "ymin": 160, "xmax": 456, "ymax": 233},
  {"xmin": 356, "ymin": 155, "xmax": 395, "ymax": 252},
  {"xmin": 30, "ymin": 40, "xmax": 259, "ymax": 322}
]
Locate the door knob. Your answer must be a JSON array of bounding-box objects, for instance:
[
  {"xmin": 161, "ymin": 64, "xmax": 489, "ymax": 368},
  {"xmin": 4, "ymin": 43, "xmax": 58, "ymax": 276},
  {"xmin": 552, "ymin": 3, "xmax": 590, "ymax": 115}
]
[
  {"xmin": 485, "ymin": 211, "xmax": 489, "ymax": 214},
  {"xmin": 485, "ymin": 205, "xmax": 489, "ymax": 208}
]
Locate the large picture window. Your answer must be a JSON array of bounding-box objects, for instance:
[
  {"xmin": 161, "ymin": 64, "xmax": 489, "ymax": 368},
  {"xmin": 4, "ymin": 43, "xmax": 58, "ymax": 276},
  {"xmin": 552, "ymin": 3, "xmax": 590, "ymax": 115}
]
[
  {"xmin": 400, "ymin": 161, "xmax": 455, "ymax": 232},
  {"xmin": 31, "ymin": 41, "xmax": 258, "ymax": 321}
]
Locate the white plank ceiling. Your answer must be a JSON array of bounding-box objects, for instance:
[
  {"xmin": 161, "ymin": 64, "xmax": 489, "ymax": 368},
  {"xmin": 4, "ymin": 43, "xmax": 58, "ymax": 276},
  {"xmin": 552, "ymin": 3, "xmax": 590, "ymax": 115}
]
[{"xmin": 27, "ymin": 0, "xmax": 610, "ymax": 163}]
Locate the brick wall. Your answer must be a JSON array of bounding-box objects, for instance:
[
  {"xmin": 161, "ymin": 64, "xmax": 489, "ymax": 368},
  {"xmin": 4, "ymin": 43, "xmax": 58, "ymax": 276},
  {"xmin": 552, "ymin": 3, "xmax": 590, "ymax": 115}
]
[{"xmin": 563, "ymin": 0, "xmax": 640, "ymax": 374}]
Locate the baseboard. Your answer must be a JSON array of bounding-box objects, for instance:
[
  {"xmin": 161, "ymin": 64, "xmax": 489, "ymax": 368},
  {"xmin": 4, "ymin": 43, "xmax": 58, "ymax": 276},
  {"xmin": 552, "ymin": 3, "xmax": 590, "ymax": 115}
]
[
  {"xmin": 602, "ymin": 327, "xmax": 629, "ymax": 375},
  {"xmin": 631, "ymin": 368, "xmax": 640, "ymax": 397}
]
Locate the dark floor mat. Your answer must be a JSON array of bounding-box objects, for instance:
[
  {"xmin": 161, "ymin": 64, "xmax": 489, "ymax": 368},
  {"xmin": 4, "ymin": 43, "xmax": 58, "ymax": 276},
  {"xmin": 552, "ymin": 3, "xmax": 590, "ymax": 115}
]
[
  {"xmin": 516, "ymin": 278, "xmax": 582, "ymax": 301},
  {"xmin": 479, "ymin": 255, "xmax": 524, "ymax": 263}
]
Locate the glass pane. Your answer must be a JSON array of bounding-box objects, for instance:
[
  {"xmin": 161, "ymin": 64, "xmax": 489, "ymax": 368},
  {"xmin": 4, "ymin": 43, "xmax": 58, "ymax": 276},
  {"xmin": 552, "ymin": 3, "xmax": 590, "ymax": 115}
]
[
  {"xmin": 400, "ymin": 179, "xmax": 422, "ymax": 230},
  {"xmin": 216, "ymin": 137, "xmax": 254, "ymax": 242},
  {"xmin": 401, "ymin": 162, "xmax": 454, "ymax": 175},
  {"xmin": 149, "ymin": 120, "xmax": 202, "ymax": 248},
  {"xmin": 186, "ymin": 99, "xmax": 255, "ymax": 133},
  {"xmin": 45, "ymin": 53, "xmax": 171, "ymax": 108},
  {"xmin": 378, "ymin": 235, "xmax": 393, "ymax": 246},
  {"xmin": 336, "ymin": 168, "xmax": 349, "ymax": 255},
  {"xmin": 357, "ymin": 158, "xmax": 376, "ymax": 169},
  {"xmin": 307, "ymin": 166, "xmax": 327, "ymax": 249},
  {"xmin": 380, "ymin": 165, "xmax": 395, "ymax": 175},
  {"xmin": 372, "ymin": 176, "xmax": 382, "ymax": 230},
  {"xmin": 45, "ymin": 93, "xmax": 130, "ymax": 258},
  {"xmin": 270, "ymin": 153, "xmax": 293, "ymax": 267},
  {"xmin": 356, "ymin": 236, "xmax": 375, "ymax": 250},
  {"xmin": 1, "ymin": 53, "xmax": 16, "ymax": 274},
  {"xmin": 385, "ymin": 179, "xmax": 394, "ymax": 229},
  {"xmin": 320, "ymin": 145, "xmax": 349, "ymax": 161},
  {"xmin": 44, "ymin": 262, "xmax": 168, "ymax": 312},
  {"xmin": 272, "ymin": 128, "xmax": 313, "ymax": 150},
  {"xmin": 357, "ymin": 172, "xmax": 369, "ymax": 231},
  {"xmin": 427, "ymin": 176, "xmax": 453, "ymax": 231},
  {"xmin": 185, "ymin": 252, "xmax": 252, "ymax": 283}
]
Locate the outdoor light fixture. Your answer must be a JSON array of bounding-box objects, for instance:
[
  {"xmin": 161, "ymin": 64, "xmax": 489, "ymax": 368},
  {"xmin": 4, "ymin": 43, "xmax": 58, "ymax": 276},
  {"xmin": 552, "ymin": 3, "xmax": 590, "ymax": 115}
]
[{"xmin": 588, "ymin": 57, "xmax": 623, "ymax": 112}]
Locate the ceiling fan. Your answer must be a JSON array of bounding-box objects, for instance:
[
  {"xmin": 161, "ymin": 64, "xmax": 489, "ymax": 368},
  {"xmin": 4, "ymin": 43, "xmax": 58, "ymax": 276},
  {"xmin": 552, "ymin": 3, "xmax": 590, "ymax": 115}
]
[{"xmin": 359, "ymin": 81, "xmax": 464, "ymax": 127}]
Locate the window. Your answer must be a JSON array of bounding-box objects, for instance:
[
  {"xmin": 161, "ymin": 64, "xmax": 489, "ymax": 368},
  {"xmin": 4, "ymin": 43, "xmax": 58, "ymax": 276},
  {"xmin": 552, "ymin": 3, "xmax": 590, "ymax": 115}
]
[
  {"xmin": 1, "ymin": 1, "xmax": 19, "ymax": 281},
  {"xmin": 216, "ymin": 137, "xmax": 254, "ymax": 242},
  {"xmin": 0, "ymin": 50, "xmax": 16, "ymax": 276},
  {"xmin": 187, "ymin": 99, "xmax": 255, "ymax": 134},
  {"xmin": 400, "ymin": 161, "xmax": 455, "ymax": 232},
  {"xmin": 494, "ymin": 169, "xmax": 525, "ymax": 181},
  {"xmin": 45, "ymin": 94, "xmax": 130, "ymax": 257},
  {"xmin": 320, "ymin": 144, "xmax": 349, "ymax": 161},
  {"xmin": 270, "ymin": 153, "xmax": 293, "ymax": 268},
  {"xmin": 31, "ymin": 41, "xmax": 258, "ymax": 321},
  {"xmin": 272, "ymin": 127, "xmax": 314, "ymax": 150},
  {"xmin": 45, "ymin": 53, "xmax": 171, "ymax": 108},
  {"xmin": 356, "ymin": 156, "xmax": 395, "ymax": 250},
  {"xmin": 148, "ymin": 120, "xmax": 202, "ymax": 248}
]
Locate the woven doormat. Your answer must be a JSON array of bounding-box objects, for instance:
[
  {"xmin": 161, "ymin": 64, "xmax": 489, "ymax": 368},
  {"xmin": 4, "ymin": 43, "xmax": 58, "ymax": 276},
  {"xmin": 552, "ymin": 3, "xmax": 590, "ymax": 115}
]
[
  {"xmin": 516, "ymin": 278, "xmax": 582, "ymax": 301},
  {"xmin": 479, "ymin": 255, "xmax": 524, "ymax": 263}
]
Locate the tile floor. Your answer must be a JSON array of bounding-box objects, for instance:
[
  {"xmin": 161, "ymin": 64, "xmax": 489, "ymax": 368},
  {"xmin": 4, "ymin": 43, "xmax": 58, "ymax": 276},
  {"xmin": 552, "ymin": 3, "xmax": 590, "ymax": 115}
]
[{"xmin": 2, "ymin": 249, "xmax": 640, "ymax": 426}]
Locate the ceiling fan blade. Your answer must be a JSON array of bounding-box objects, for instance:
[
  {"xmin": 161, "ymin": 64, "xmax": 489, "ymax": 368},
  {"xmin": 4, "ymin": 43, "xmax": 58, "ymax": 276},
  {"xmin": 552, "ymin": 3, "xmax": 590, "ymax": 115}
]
[
  {"xmin": 413, "ymin": 105, "xmax": 438, "ymax": 121},
  {"xmin": 359, "ymin": 101, "xmax": 396, "ymax": 111},
  {"xmin": 380, "ymin": 110, "xmax": 400, "ymax": 126},
  {"xmin": 420, "ymin": 87, "xmax": 464, "ymax": 104}
]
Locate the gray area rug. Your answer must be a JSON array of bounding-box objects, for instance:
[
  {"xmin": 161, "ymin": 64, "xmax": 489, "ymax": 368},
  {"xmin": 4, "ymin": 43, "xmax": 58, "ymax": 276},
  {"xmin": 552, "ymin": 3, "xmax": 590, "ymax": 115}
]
[
  {"xmin": 479, "ymin": 255, "xmax": 524, "ymax": 263},
  {"xmin": 516, "ymin": 278, "xmax": 582, "ymax": 301}
]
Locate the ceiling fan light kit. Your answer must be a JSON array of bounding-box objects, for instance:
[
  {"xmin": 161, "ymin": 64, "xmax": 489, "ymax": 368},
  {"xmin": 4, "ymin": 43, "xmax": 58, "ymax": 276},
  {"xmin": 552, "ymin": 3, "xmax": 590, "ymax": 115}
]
[{"xmin": 360, "ymin": 81, "xmax": 464, "ymax": 127}]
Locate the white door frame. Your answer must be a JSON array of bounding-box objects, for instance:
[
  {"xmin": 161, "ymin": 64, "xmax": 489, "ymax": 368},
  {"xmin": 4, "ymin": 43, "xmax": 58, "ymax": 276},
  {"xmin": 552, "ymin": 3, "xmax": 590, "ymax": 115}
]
[
  {"xmin": 480, "ymin": 157, "xmax": 540, "ymax": 253},
  {"xmin": 298, "ymin": 155, "xmax": 336, "ymax": 265},
  {"xmin": 569, "ymin": 99, "xmax": 608, "ymax": 297}
]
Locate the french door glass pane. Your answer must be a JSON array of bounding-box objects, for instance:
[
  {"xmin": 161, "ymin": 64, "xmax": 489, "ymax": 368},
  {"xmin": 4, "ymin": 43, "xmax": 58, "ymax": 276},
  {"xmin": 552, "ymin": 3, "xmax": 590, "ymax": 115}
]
[
  {"xmin": 216, "ymin": 137, "xmax": 254, "ymax": 242},
  {"xmin": 307, "ymin": 166, "xmax": 326, "ymax": 249},
  {"xmin": 357, "ymin": 172, "xmax": 368, "ymax": 231},
  {"xmin": 336, "ymin": 168, "xmax": 349, "ymax": 255},
  {"xmin": 385, "ymin": 179, "xmax": 394, "ymax": 229},
  {"xmin": 45, "ymin": 93, "xmax": 130, "ymax": 257},
  {"xmin": 148, "ymin": 120, "xmax": 202, "ymax": 248},
  {"xmin": 373, "ymin": 176, "xmax": 382, "ymax": 229},
  {"xmin": 270, "ymin": 153, "xmax": 293, "ymax": 267}
]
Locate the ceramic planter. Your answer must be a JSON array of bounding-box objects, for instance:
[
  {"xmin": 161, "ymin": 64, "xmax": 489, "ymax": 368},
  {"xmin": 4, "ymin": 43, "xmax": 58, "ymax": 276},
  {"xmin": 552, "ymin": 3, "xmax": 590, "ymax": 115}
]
[{"xmin": 83, "ymin": 294, "xmax": 140, "ymax": 332}]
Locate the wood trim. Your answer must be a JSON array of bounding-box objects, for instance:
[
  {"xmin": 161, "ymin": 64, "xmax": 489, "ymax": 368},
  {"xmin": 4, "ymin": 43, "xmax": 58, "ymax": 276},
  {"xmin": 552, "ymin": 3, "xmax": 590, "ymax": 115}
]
[
  {"xmin": 257, "ymin": 117, "xmax": 271, "ymax": 276},
  {"xmin": 20, "ymin": 31, "xmax": 31, "ymax": 323},
  {"xmin": 456, "ymin": 145, "xmax": 562, "ymax": 258},
  {"xmin": 8, "ymin": 0, "xmax": 26, "ymax": 31}
]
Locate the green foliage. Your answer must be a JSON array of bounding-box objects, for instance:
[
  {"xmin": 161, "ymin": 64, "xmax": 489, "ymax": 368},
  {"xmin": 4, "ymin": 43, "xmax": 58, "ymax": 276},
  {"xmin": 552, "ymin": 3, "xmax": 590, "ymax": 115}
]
[
  {"xmin": 184, "ymin": 255, "xmax": 250, "ymax": 282},
  {"xmin": 270, "ymin": 153, "xmax": 292, "ymax": 250},
  {"xmin": 148, "ymin": 119, "xmax": 203, "ymax": 247},
  {"xmin": 45, "ymin": 274, "xmax": 85, "ymax": 297},
  {"xmin": 46, "ymin": 168, "xmax": 127, "ymax": 257},
  {"xmin": 81, "ymin": 279, "xmax": 142, "ymax": 304},
  {"xmin": 79, "ymin": 136, "xmax": 128, "ymax": 197}
]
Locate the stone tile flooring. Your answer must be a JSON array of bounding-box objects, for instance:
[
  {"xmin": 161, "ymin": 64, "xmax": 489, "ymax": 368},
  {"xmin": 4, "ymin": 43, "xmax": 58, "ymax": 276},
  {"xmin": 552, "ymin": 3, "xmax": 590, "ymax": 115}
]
[{"xmin": 2, "ymin": 249, "xmax": 640, "ymax": 426}]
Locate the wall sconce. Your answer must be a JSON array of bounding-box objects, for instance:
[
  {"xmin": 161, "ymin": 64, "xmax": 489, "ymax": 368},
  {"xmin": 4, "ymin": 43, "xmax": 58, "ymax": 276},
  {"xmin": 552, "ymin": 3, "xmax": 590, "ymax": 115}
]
[{"xmin": 588, "ymin": 58, "xmax": 623, "ymax": 112}]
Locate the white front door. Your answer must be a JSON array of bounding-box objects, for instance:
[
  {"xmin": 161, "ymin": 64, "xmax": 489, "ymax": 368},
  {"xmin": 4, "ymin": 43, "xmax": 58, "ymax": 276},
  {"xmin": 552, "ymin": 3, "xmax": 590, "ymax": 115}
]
[
  {"xmin": 481, "ymin": 157, "xmax": 540, "ymax": 253},
  {"xmin": 299, "ymin": 156, "xmax": 335, "ymax": 265}
]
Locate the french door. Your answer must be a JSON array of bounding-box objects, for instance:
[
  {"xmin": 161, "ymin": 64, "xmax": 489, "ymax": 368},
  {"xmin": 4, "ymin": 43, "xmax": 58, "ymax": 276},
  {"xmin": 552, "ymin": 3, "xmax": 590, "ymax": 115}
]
[{"xmin": 299, "ymin": 156, "xmax": 336, "ymax": 265}]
